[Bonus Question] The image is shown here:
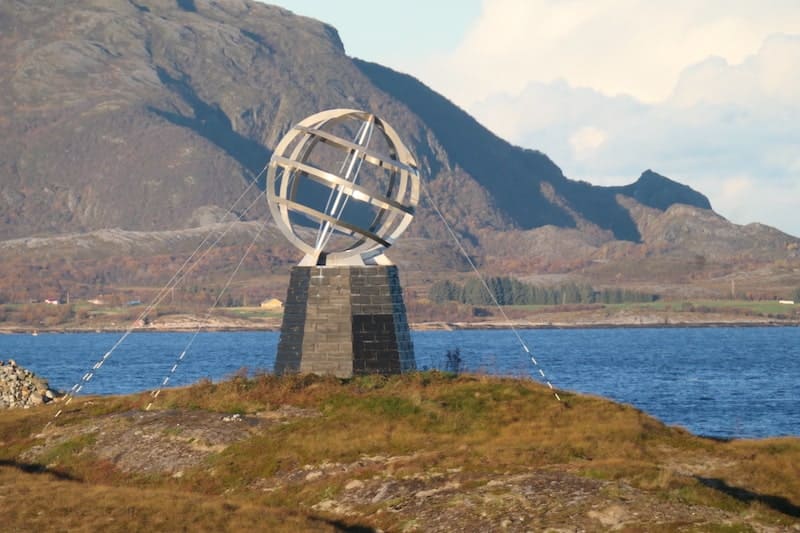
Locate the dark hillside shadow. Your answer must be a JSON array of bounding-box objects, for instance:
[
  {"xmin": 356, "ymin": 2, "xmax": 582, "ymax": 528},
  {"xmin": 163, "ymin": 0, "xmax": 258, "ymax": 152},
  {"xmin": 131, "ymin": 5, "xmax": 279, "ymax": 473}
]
[
  {"xmin": 615, "ymin": 169, "xmax": 711, "ymax": 211},
  {"xmin": 354, "ymin": 59, "xmax": 575, "ymax": 232},
  {"xmin": 176, "ymin": 0, "xmax": 197, "ymax": 12},
  {"xmin": 697, "ymin": 476, "xmax": 800, "ymax": 518},
  {"xmin": 0, "ymin": 459, "xmax": 81, "ymax": 482},
  {"xmin": 354, "ymin": 59, "xmax": 650, "ymax": 241},
  {"xmin": 150, "ymin": 67, "xmax": 271, "ymax": 187},
  {"xmin": 558, "ymin": 179, "xmax": 642, "ymax": 241}
]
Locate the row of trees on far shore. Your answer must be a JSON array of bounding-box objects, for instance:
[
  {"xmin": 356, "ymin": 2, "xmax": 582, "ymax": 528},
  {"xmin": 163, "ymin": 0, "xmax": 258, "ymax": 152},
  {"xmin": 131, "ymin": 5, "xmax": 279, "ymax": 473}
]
[{"xmin": 429, "ymin": 277, "xmax": 659, "ymax": 306}]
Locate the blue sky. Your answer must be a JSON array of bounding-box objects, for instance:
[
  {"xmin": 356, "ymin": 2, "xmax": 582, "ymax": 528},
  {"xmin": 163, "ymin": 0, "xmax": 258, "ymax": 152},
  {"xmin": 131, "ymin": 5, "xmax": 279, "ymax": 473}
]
[
  {"xmin": 270, "ymin": 1, "xmax": 800, "ymax": 238},
  {"xmin": 268, "ymin": 0, "xmax": 481, "ymax": 64}
]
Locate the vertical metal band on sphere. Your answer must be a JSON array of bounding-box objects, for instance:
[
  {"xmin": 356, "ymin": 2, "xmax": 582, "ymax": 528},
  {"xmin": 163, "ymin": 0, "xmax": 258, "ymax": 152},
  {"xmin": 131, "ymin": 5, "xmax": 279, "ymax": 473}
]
[{"xmin": 266, "ymin": 108, "xmax": 420, "ymax": 266}]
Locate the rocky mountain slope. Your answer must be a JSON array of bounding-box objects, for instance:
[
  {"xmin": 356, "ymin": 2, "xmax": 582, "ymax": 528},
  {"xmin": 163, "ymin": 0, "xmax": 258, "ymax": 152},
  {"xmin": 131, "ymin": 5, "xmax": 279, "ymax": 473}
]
[
  {"xmin": 1, "ymin": 0, "xmax": 798, "ymax": 302},
  {"xmin": 3, "ymin": 0, "xmax": 713, "ymax": 243}
]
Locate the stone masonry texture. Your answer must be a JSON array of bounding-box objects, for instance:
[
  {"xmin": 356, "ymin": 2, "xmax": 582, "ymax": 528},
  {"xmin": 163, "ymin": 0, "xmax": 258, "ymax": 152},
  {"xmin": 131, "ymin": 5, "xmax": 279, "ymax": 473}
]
[{"xmin": 274, "ymin": 265, "xmax": 416, "ymax": 378}]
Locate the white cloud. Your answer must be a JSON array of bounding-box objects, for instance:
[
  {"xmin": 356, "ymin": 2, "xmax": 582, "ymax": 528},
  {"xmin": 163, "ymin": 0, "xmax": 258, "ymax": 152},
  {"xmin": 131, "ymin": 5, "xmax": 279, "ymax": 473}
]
[
  {"xmin": 416, "ymin": 0, "xmax": 800, "ymax": 107},
  {"xmin": 720, "ymin": 176, "xmax": 754, "ymax": 205},
  {"xmin": 268, "ymin": 1, "xmax": 800, "ymax": 237},
  {"xmin": 710, "ymin": 175, "xmax": 800, "ymax": 236},
  {"xmin": 466, "ymin": 32, "xmax": 800, "ymax": 237},
  {"xmin": 569, "ymin": 126, "xmax": 607, "ymax": 160},
  {"xmin": 670, "ymin": 34, "xmax": 800, "ymax": 108}
]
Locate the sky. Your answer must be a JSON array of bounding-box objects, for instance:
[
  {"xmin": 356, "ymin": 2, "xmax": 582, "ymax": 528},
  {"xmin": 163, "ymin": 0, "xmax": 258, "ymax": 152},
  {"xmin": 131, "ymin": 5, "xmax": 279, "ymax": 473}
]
[{"xmin": 270, "ymin": 0, "xmax": 800, "ymax": 238}]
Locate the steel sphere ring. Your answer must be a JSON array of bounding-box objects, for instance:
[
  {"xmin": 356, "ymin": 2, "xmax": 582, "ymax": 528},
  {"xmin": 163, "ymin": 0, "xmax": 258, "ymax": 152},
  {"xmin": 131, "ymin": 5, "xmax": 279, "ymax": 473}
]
[{"xmin": 266, "ymin": 108, "xmax": 420, "ymax": 265}]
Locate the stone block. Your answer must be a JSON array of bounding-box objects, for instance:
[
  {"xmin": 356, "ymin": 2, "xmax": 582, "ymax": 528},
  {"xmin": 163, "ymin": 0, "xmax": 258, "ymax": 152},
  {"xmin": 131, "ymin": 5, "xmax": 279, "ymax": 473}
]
[{"xmin": 274, "ymin": 265, "xmax": 416, "ymax": 377}]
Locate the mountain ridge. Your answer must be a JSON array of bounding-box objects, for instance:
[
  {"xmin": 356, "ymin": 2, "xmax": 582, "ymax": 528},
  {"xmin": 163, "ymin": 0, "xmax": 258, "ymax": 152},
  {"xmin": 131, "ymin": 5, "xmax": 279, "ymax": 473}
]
[
  {"xmin": 1, "ymin": 0, "xmax": 798, "ymax": 306},
  {"xmin": 0, "ymin": 0, "xmax": 718, "ymax": 244},
  {"xmin": 354, "ymin": 59, "xmax": 718, "ymax": 243}
]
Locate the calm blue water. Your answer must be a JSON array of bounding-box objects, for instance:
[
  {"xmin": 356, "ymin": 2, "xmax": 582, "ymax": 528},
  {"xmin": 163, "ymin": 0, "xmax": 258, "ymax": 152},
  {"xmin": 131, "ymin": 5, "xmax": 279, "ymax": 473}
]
[{"xmin": 1, "ymin": 327, "xmax": 798, "ymax": 439}]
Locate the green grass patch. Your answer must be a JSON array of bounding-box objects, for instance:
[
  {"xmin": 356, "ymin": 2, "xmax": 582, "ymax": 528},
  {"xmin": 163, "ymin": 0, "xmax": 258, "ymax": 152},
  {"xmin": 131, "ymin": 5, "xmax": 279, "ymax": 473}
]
[
  {"xmin": 510, "ymin": 298, "xmax": 798, "ymax": 316},
  {"xmin": 222, "ymin": 307, "xmax": 283, "ymax": 319},
  {"xmin": 38, "ymin": 433, "xmax": 97, "ymax": 466}
]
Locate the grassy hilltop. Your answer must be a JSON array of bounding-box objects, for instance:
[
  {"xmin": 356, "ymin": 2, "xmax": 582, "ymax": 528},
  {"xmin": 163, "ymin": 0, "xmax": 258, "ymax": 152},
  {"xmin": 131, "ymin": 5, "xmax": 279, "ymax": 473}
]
[{"xmin": 1, "ymin": 372, "xmax": 799, "ymax": 531}]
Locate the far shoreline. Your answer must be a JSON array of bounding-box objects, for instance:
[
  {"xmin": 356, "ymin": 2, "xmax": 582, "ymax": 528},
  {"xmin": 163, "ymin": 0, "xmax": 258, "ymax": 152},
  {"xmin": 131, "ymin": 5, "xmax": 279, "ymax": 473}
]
[{"xmin": 2, "ymin": 318, "xmax": 798, "ymax": 335}]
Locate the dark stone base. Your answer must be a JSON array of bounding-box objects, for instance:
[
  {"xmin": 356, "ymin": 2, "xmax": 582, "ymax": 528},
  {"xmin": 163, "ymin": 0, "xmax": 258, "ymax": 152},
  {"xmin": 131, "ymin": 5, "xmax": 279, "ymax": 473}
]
[{"xmin": 274, "ymin": 265, "xmax": 415, "ymax": 378}]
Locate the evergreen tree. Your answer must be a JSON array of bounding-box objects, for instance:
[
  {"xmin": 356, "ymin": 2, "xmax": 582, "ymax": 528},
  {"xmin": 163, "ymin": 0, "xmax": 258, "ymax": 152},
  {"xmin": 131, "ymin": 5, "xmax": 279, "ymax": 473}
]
[
  {"xmin": 527, "ymin": 284, "xmax": 540, "ymax": 305},
  {"xmin": 462, "ymin": 279, "xmax": 491, "ymax": 305},
  {"xmin": 429, "ymin": 280, "xmax": 462, "ymax": 303},
  {"xmin": 562, "ymin": 283, "xmax": 579, "ymax": 304},
  {"xmin": 579, "ymin": 284, "xmax": 595, "ymax": 303},
  {"xmin": 509, "ymin": 278, "xmax": 528, "ymax": 305},
  {"xmin": 500, "ymin": 277, "xmax": 513, "ymax": 305},
  {"xmin": 487, "ymin": 277, "xmax": 503, "ymax": 305},
  {"xmin": 429, "ymin": 277, "xmax": 658, "ymax": 307}
]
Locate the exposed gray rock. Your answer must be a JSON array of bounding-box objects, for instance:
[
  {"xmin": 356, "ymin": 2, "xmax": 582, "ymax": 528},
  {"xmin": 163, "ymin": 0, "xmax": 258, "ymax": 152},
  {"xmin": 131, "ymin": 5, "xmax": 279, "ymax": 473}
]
[
  {"xmin": 0, "ymin": 0, "xmax": 715, "ymax": 245},
  {"xmin": 0, "ymin": 359, "xmax": 63, "ymax": 409}
]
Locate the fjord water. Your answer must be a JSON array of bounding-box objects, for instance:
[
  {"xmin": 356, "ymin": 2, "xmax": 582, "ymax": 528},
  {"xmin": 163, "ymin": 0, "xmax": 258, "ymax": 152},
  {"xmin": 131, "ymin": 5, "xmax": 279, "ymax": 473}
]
[{"xmin": 1, "ymin": 327, "xmax": 797, "ymax": 439}]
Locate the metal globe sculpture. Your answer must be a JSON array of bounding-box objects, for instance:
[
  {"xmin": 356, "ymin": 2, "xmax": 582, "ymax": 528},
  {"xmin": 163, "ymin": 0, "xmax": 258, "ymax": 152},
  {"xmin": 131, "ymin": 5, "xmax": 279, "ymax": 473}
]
[{"xmin": 266, "ymin": 108, "xmax": 420, "ymax": 266}]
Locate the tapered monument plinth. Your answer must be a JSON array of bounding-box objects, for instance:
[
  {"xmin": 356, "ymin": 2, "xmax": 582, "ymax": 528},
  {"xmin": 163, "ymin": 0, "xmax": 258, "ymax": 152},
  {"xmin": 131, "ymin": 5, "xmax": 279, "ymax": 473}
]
[{"xmin": 274, "ymin": 265, "xmax": 415, "ymax": 378}]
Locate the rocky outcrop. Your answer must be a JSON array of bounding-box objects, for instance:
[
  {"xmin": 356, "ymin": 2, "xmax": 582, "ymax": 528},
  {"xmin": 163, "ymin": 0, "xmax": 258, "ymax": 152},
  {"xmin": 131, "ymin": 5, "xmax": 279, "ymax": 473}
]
[
  {"xmin": 2, "ymin": 0, "xmax": 714, "ymax": 243},
  {"xmin": 0, "ymin": 359, "xmax": 62, "ymax": 409}
]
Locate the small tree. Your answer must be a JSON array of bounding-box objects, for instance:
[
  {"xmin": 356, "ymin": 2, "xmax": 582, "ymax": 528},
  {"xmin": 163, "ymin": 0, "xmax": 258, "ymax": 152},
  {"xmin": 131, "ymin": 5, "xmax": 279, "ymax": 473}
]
[
  {"xmin": 444, "ymin": 348, "xmax": 464, "ymax": 374},
  {"xmin": 463, "ymin": 279, "xmax": 491, "ymax": 305},
  {"xmin": 794, "ymin": 287, "xmax": 800, "ymax": 302},
  {"xmin": 429, "ymin": 280, "xmax": 462, "ymax": 303}
]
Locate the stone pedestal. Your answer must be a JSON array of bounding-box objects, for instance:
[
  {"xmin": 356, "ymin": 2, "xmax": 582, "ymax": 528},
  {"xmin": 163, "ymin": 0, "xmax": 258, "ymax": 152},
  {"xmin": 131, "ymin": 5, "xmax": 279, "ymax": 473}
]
[{"xmin": 274, "ymin": 265, "xmax": 415, "ymax": 378}]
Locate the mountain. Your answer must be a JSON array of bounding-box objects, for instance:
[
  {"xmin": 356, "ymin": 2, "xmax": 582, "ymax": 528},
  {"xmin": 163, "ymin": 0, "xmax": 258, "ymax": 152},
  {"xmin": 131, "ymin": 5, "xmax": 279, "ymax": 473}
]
[
  {"xmin": 1, "ymin": 0, "xmax": 713, "ymax": 245},
  {"xmin": 353, "ymin": 62, "xmax": 713, "ymax": 243},
  {"xmin": 2, "ymin": 0, "xmax": 798, "ymax": 306}
]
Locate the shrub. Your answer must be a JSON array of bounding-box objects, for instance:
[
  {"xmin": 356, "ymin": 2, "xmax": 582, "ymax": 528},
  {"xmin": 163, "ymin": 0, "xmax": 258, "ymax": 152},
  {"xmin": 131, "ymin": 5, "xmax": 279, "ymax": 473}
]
[{"xmin": 444, "ymin": 348, "xmax": 464, "ymax": 375}]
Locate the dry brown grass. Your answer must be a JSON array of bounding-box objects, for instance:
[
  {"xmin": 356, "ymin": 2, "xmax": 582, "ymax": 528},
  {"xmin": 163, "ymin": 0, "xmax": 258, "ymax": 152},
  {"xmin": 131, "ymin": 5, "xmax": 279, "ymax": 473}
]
[
  {"xmin": 0, "ymin": 464, "xmax": 352, "ymax": 532},
  {"xmin": 2, "ymin": 372, "xmax": 799, "ymax": 531}
]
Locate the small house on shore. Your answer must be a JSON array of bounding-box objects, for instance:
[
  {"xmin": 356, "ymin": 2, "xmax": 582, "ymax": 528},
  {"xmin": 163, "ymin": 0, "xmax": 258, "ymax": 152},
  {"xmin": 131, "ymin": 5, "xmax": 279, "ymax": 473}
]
[{"xmin": 260, "ymin": 298, "xmax": 283, "ymax": 311}]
